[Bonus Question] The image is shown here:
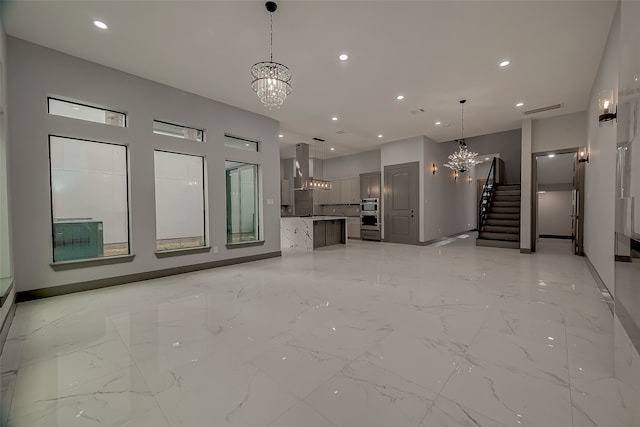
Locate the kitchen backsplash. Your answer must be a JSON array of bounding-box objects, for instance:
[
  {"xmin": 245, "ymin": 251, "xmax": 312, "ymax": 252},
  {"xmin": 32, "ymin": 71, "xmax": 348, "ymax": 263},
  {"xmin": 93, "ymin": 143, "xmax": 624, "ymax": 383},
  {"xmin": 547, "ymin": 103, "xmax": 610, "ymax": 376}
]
[
  {"xmin": 280, "ymin": 204, "xmax": 360, "ymax": 217},
  {"xmin": 320, "ymin": 204, "xmax": 360, "ymax": 217}
]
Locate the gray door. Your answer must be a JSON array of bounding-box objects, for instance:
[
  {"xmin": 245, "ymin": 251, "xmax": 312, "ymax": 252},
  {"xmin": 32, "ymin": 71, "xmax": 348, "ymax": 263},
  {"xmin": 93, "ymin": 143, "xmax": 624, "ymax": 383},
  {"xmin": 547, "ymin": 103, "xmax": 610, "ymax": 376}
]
[{"xmin": 384, "ymin": 162, "xmax": 419, "ymax": 244}]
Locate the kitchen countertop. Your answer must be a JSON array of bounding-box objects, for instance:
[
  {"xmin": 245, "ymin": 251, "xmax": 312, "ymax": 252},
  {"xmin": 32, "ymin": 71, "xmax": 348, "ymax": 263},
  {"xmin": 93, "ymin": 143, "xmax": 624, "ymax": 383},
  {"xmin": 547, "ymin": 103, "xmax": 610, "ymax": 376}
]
[{"xmin": 286, "ymin": 216, "xmax": 347, "ymax": 221}]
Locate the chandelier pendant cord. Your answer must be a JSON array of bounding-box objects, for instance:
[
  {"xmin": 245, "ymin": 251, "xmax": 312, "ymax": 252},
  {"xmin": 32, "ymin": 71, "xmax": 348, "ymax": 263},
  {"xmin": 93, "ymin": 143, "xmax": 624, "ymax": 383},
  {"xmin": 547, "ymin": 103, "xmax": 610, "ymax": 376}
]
[
  {"xmin": 461, "ymin": 101, "xmax": 464, "ymax": 141},
  {"xmin": 270, "ymin": 12, "xmax": 273, "ymax": 62}
]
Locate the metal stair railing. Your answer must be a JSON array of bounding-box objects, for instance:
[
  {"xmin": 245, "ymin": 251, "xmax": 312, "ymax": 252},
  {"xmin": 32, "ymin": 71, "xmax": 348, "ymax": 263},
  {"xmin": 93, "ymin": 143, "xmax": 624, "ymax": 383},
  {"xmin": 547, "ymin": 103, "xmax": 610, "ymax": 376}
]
[{"xmin": 478, "ymin": 157, "xmax": 497, "ymax": 234}]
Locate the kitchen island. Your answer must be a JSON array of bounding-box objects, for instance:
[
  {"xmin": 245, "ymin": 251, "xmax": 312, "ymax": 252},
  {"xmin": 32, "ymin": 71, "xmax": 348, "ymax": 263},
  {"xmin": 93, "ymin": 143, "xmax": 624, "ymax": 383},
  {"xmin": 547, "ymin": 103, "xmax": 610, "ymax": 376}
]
[{"xmin": 281, "ymin": 216, "xmax": 348, "ymax": 252}]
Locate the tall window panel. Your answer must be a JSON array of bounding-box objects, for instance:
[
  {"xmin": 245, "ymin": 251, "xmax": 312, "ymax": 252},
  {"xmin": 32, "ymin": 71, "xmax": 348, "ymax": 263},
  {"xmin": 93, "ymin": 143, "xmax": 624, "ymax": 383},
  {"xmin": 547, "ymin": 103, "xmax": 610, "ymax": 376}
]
[
  {"xmin": 49, "ymin": 136, "xmax": 130, "ymax": 262},
  {"xmin": 226, "ymin": 161, "xmax": 259, "ymax": 243},
  {"xmin": 154, "ymin": 151, "xmax": 206, "ymax": 251}
]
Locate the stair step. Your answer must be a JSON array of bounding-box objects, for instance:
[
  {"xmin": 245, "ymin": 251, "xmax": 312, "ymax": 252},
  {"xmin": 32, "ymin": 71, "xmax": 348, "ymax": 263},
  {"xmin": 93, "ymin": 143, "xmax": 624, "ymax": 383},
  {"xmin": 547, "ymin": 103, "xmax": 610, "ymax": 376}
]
[
  {"xmin": 487, "ymin": 213, "xmax": 520, "ymax": 220},
  {"xmin": 491, "ymin": 207, "xmax": 520, "ymax": 214},
  {"xmin": 485, "ymin": 219, "xmax": 520, "ymax": 227},
  {"xmin": 476, "ymin": 238, "xmax": 520, "ymax": 249},
  {"xmin": 483, "ymin": 225, "xmax": 520, "ymax": 233},
  {"xmin": 494, "ymin": 190, "xmax": 521, "ymax": 196},
  {"xmin": 496, "ymin": 185, "xmax": 521, "ymax": 191},
  {"xmin": 492, "ymin": 201, "xmax": 520, "ymax": 207},
  {"xmin": 479, "ymin": 232, "xmax": 520, "ymax": 241},
  {"xmin": 493, "ymin": 196, "xmax": 521, "ymax": 202}
]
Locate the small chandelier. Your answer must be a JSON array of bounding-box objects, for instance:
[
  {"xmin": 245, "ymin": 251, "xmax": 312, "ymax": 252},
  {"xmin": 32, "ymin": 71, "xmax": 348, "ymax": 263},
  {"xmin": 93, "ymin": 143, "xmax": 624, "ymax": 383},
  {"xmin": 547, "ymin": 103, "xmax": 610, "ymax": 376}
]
[
  {"xmin": 443, "ymin": 99, "xmax": 481, "ymax": 173},
  {"xmin": 250, "ymin": 1, "xmax": 292, "ymax": 109}
]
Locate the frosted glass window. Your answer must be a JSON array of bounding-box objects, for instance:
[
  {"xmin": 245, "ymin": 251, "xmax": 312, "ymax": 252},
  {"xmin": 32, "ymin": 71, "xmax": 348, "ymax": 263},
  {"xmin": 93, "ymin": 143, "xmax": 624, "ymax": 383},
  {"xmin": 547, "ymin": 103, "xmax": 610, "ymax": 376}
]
[
  {"xmin": 226, "ymin": 161, "xmax": 259, "ymax": 243},
  {"xmin": 49, "ymin": 136, "xmax": 130, "ymax": 262},
  {"xmin": 224, "ymin": 134, "xmax": 259, "ymax": 152},
  {"xmin": 153, "ymin": 120, "xmax": 204, "ymax": 142},
  {"xmin": 154, "ymin": 151, "xmax": 206, "ymax": 251},
  {"xmin": 48, "ymin": 98, "xmax": 126, "ymax": 127}
]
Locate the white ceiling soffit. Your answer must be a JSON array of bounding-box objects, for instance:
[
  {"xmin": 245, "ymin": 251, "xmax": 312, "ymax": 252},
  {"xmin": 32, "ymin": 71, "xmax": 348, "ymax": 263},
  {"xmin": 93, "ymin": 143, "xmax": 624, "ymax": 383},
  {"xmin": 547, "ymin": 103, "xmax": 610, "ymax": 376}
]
[{"xmin": 3, "ymin": 1, "xmax": 616, "ymax": 159}]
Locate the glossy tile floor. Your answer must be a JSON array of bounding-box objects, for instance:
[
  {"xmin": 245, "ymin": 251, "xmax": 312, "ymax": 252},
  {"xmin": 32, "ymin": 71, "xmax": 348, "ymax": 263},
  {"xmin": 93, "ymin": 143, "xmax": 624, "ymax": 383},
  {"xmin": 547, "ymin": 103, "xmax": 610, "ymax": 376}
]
[{"xmin": 0, "ymin": 238, "xmax": 634, "ymax": 427}]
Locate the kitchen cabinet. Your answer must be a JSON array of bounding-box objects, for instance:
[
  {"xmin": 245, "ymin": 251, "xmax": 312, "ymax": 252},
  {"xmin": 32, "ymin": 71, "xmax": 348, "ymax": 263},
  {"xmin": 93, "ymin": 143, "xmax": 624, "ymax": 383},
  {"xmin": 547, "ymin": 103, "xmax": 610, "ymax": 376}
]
[
  {"xmin": 339, "ymin": 180, "xmax": 351, "ymax": 204},
  {"xmin": 313, "ymin": 221, "xmax": 326, "ymax": 248},
  {"xmin": 316, "ymin": 177, "xmax": 361, "ymax": 205},
  {"xmin": 281, "ymin": 179, "xmax": 291, "ymax": 205},
  {"xmin": 325, "ymin": 220, "xmax": 343, "ymax": 246},
  {"xmin": 328, "ymin": 182, "xmax": 341, "ymax": 204},
  {"xmin": 347, "ymin": 217, "xmax": 360, "ymax": 239},
  {"xmin": 351, "ymin": 177, "xmax": 361, "ymax": 203},
  {"xmin": 360, "ymin": 172, "xmax": 381, "ymax": 199},
  {"xmin": 314, "ymin": 188, "xmax": 329, "ymax": 205},
  {"xmin": 309, "ymin": 218, "xmax": 345, "ymax": 249}
]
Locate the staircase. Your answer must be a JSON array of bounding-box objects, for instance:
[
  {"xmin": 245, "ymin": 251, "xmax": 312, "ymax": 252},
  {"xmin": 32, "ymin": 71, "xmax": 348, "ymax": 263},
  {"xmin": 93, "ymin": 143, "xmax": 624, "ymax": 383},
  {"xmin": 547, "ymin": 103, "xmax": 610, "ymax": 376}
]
[{"xmin": 476, "ymin": 184, "xmax": 521, "ymax": 249}]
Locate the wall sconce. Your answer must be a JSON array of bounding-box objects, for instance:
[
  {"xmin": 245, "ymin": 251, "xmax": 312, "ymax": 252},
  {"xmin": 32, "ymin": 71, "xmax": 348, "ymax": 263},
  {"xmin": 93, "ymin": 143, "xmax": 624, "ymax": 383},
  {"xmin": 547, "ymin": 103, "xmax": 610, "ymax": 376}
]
[
  {"xmin": 598, "ymin": 89, "xmax": 616, "ymax": 123},
  {"xmin": 467, "ymin": 175, "xmax": 473, "ymax": 184},
  {"xmin": 453, "ymin": 171, "xmax": 459, "ymax": 181},
  {"xmin": 578, "ymin": 148, "xmax": 589, "ymax": 163},
  {"xmin": 431, "ymin": 163, "xmax": 438, "ymax": 175}
]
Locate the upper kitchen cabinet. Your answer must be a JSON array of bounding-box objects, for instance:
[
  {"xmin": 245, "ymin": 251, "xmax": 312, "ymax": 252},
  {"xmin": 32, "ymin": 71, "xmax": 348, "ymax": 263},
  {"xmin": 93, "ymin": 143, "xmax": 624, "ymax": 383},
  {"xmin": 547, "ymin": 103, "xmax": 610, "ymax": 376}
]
[
  {"xmin": 339, "ymin": 177, "xmax": 360, "ymax": 204},
  {"xmin": 360, "ymin": 172, "xmax": 381, "ymax": 199},
  {"xmin": 314, "ymin": 187, "xmax": 329, "ymax": 205}
]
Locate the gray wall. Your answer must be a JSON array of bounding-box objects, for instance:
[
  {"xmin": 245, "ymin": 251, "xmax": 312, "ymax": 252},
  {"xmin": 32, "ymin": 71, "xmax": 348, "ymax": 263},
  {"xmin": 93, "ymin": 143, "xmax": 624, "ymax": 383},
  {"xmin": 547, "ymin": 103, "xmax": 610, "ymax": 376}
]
[
  {"xmin": 441, "ymin": 128, "xmax": 522, "ymax": 184},
  {"xmin": 7, "ymin": 37, "xmax": 281, "ymax": 292},
  {"xmin": 322, "ymin": 149, "xmax": 381, "ymax": 179},
  {"xmin": 0, "ymin": 8, "xmax": 16, "ymax": 332}
]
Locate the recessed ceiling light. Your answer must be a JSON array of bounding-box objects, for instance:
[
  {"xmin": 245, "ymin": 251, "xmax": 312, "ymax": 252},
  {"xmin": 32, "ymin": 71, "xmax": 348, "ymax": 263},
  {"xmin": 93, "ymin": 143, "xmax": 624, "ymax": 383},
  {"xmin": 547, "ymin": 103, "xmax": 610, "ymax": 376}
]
[
  {"xmin": 330, "ymin": 147, "xmax": 335, "ymax": 151},
  {"xmin": 484, "ymin": 157, "xmax": 490, "ymax": 161},
  {"xmin": 516, "ymin": 102, "xmax": 524, "ymax": 107},
  {"xmin": 278, "ymin": 134, "xmax": 283, "ymax": 138},
  {"xmin": 499, "ymin": 60, "xmax": 510, "ymax": 67},
  {"xmin": 377, "ymin": 134, "xmax": 383, "ymax": 138},
  {"xmin": 396, "ymin": 95, "xmax": 405, "ymax": 100},
  {"xmin": 93, "ymin": 20, "xmax": 108, "ymax": 30},
  {"xmin": 548, "ymin": 154, "xmax": 555, "ymax": 158},
  {"xmin": 339, "ymin": 54, "xmax": 349, "ymax": 61},
  {"xmin": 331, "ymin": 116, "xmax": 338, "ymax": 121},
  {"xmin": 72, "ymin": 107, "xmax": 80, "ymax": 111},
  {"xmin": 435, "ymin": 121, "xmax": 441, "ymax": 126}
]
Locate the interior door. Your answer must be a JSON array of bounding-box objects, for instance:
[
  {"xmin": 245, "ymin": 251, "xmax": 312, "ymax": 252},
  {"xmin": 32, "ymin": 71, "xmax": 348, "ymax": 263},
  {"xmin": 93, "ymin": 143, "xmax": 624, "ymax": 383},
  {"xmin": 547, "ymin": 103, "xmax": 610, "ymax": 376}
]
[
  {"xmin": 571, "ymin": 189, "xmax": 579, "ymax": 255},
  {"xmin": 384, "ymin": 162, "xmax": 419, "ymax": 245}
]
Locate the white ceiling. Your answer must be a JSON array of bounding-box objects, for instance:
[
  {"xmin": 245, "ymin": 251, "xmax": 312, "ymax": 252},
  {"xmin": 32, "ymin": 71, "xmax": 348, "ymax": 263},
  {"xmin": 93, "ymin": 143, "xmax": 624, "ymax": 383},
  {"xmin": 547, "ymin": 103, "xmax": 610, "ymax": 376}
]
[{"xmin": 3, "ymin": 1, "xmax": 616, "ymax": 159}]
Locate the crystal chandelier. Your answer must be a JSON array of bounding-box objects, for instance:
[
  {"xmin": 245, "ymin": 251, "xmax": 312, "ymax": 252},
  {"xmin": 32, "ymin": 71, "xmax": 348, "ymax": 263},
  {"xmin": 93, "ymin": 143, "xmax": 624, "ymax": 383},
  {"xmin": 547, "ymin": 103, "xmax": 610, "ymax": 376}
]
[
  {"xmin": 250, "ymin": 2, "xmax": 292, "ymax": 109},
  {"xmin": 443, "ymin": 99, "xmax": 481, "ymax": 173}
]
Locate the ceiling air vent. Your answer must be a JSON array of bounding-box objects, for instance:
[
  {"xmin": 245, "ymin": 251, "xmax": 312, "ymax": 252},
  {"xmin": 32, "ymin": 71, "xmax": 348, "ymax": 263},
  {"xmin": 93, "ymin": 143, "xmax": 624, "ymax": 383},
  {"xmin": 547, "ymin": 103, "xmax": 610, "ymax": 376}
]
[
  {"xmin": 410, "ymin": 108, "xmax": 425, "ymax": 115},
  {"xmin": 523, "ymin": 103, "xmax": 563, "ymax": 116},
  {"xmin": 312, "ymin": 137, "xmax": 325, "ymax": 142}
]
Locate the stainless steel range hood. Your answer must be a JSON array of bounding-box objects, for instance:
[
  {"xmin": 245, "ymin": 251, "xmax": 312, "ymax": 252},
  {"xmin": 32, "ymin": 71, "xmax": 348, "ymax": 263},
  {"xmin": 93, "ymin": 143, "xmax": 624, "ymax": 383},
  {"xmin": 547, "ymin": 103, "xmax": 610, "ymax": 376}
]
[{"xmin": 294, "ymin": 143, "xmax": 309, "ymax": 190}]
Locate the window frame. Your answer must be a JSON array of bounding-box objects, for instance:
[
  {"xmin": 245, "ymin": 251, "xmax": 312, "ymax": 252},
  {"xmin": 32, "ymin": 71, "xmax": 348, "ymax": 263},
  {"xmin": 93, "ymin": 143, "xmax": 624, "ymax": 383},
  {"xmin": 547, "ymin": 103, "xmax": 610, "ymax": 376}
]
[
  {"xmin": 153, "ymin": 149, "xmax": 208, "ymax": 253},
  {"xmin": 153, "ymin": 120, "xmax": 205, "ymax": 143},
  {"xmin": 224, "ymin": 160, "xmax": 262, "ymax": 246},
  {"xmin": 48, "ymin": 135, "xmax": 132, "ymax": 264},
  {"xmin": 47, "ymin": 97, "xmax": 128, "ymax": 127},
  {"xmin": 224, "ymin": 133, "xmax": 260, "ymax": 152}
]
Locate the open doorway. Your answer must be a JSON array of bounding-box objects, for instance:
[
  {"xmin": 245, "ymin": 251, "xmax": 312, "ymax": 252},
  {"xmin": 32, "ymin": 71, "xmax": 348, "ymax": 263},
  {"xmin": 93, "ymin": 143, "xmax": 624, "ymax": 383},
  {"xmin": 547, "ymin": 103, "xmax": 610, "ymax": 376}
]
[{"xmin": 532, "ymin": 150, "xmax": 585, "ymax": 255}]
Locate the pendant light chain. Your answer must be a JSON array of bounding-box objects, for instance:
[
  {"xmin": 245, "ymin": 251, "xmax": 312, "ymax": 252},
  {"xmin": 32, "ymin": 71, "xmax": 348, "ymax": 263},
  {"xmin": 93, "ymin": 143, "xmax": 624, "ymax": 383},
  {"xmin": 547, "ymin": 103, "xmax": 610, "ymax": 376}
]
[
  {"xmin": 443, "ymin": 98, "xmax": 481, "ymax": 173},
  {"xmin": 461, "ymin": 101, "xmax": 464, "ymax": 141}
]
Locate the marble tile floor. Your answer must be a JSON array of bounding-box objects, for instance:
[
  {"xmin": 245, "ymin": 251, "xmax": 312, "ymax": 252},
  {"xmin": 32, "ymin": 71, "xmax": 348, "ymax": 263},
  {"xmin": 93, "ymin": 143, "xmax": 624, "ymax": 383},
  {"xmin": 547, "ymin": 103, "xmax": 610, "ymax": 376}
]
[{"xmin": 0, "ymin": 237, "xmax": 636, "ymax": 427}]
